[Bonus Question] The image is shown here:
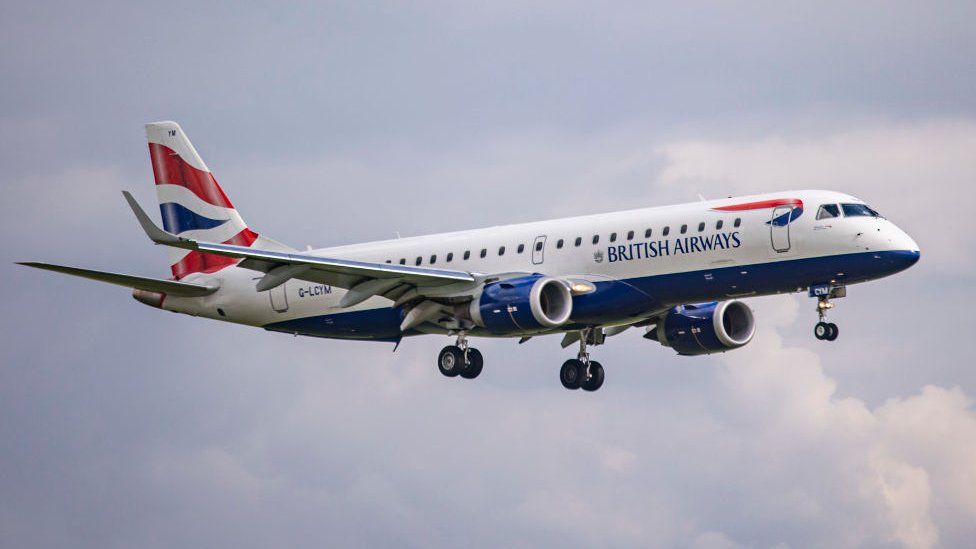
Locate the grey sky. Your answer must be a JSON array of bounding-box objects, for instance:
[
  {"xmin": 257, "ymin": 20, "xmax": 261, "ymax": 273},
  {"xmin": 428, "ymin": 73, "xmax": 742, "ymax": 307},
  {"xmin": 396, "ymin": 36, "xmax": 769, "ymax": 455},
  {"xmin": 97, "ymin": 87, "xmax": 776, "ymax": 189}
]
[{"xmin": 2, "ymin": 2, "xmax": 975, "ymax": 547}]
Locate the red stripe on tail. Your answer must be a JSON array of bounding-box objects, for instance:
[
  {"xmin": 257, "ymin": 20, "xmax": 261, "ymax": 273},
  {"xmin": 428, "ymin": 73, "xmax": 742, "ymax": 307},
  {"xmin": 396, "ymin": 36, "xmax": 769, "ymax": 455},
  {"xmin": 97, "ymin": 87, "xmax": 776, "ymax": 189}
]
[
  {"xmin": 148, "ymin": 142, "xmax": 234, "ymax": 209},
  {"xmin": 171, "ymin": 228, "xmax": 259, "ymax": 280}
]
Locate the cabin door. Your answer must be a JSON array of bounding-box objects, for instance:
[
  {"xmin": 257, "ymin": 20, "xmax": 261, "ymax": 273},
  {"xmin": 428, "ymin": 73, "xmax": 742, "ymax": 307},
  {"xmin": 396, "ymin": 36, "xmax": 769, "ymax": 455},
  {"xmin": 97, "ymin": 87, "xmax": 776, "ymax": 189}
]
[{"xmin": 770, "ymin": 206, "xmax": 792, "ymax": 253}]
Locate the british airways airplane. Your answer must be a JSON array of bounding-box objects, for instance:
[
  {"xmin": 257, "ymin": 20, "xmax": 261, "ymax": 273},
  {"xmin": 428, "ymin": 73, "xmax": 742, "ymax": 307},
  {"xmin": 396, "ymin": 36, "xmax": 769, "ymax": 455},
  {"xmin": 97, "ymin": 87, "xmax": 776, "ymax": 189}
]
[{"xmin": 21, "ymin": 122, "xmax": 920, "ymax": 392}]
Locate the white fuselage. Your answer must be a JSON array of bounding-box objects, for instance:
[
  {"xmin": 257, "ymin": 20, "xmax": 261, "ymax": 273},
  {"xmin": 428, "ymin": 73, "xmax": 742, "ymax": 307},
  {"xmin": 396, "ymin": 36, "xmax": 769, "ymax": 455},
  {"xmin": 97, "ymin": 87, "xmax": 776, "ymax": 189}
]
[{"xmin": 159, "ymin": 190, "xmax": 919, "ymax": 341}]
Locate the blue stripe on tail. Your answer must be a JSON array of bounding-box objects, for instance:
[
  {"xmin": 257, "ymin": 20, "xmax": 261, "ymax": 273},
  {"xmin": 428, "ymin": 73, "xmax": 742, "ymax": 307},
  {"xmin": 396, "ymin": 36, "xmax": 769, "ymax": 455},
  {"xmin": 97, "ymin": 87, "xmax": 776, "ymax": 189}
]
[{"xmin": 159, "ymin": 202, "xmax": 228, "ymax": 234}]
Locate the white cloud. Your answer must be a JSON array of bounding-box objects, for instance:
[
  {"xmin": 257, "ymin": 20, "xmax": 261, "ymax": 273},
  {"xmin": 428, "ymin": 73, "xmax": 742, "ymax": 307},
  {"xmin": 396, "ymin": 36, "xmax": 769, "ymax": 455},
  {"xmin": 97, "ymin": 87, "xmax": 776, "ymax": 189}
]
[{"xmin": 87, "ymin": 295, "xmax": 969, "ymax": 548}]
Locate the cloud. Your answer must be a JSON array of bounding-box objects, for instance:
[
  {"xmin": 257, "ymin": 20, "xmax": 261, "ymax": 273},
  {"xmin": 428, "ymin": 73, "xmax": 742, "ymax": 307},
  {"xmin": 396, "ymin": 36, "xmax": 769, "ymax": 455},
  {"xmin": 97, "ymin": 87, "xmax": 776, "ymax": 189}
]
[{"xmin": 63, "ymin": 295, "xmax": 970, "ymax": 548}]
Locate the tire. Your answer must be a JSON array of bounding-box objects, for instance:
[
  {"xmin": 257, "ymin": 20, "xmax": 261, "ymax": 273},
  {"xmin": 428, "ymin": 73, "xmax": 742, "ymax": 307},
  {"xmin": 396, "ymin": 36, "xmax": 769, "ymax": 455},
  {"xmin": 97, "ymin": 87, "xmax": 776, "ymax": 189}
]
[
  {"xmin": 460, "ymin": 348, "xmax": 484, "ymax": 379},
  {"xmin": 581, "ymin": 361, "xmax": 605, "ymax": 392},
  {"xmin": 825, "ymin": 323, "xmax": 839, "ymax": 341},
  {"xmin": 560, "ymin": 359, "xmax": 585, "ymax": 390},
  {"xmin": 814, "ymin": 322, "xmax": 829, "ymax": 340},
  {"xmin": 438, "ymin": 346, "xmax": 463, "ymax": 377}
]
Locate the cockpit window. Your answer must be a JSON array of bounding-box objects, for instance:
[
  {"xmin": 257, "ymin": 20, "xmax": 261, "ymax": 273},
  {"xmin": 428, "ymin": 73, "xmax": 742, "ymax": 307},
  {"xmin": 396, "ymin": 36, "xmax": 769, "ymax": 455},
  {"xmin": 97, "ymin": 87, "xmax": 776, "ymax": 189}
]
[
  {"xmin": 841, "ymin": 203, "xmax": 881, "ymax": 217},
  {"xmin": 816, "ymin": 204, "xmax": 840, "ymax": 220}
]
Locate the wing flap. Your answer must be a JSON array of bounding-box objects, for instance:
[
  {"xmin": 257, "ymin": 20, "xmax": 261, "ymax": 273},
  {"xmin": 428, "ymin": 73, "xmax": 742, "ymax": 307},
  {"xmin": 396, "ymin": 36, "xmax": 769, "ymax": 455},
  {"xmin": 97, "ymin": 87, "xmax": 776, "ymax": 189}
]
[{"xmin": 18, "ymin": 262, "xmax": 217, "ymax": 297}]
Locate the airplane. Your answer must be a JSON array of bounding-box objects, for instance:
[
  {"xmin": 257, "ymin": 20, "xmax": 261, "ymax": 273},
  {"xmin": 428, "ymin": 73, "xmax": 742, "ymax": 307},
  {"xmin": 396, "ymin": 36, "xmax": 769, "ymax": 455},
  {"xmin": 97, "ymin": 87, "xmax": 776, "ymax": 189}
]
[{"xmin": 20, "ymin": 121, "xmax": 921, "ymax": 392}]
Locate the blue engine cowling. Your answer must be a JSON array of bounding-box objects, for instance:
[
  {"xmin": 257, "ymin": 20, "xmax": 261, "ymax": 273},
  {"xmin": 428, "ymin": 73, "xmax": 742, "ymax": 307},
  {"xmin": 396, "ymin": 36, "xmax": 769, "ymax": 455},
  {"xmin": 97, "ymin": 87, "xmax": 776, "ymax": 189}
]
[
  {"xmin": 469, "ymin": 274, "xmax": 573, "ymax": 335},
  {"xmin": 649, "ymin": 300, "xmax": 755, "ymax": 356}
]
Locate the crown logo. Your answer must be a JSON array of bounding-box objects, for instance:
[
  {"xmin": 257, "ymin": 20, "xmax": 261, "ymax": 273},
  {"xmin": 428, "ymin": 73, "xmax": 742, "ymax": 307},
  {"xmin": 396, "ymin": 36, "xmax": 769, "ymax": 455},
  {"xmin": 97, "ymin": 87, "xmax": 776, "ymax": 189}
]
[{"xmin": 593, "ymin": 250, "xmax": 604, "ymax": 263}]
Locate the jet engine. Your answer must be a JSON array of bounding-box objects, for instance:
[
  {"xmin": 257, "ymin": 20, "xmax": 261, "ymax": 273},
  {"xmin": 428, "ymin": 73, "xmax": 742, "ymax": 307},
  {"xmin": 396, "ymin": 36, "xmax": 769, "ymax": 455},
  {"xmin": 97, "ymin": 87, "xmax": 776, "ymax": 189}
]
[
  {"xmin": 648, "ymin": 300, "xmax": 755, "ymax": 355},
  {"xmin": 469, "ymin": 274, "xmax": 572, "ymax": 335}
]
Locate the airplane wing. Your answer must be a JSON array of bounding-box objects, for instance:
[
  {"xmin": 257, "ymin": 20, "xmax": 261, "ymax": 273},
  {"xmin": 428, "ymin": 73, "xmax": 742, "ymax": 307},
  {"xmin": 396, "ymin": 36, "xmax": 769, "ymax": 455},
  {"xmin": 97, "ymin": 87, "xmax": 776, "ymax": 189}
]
[
  {"xmin": 18, "ymin": 262, "xmax": 217, "ymax": 297},
  {"xmin": 123, "ymin": 191, "xmax": 477, "ymax": 307}
]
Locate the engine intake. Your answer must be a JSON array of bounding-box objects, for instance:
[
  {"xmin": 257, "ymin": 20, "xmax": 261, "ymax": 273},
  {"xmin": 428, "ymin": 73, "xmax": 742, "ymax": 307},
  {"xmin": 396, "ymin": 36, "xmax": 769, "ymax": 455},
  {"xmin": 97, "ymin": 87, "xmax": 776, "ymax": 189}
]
[
  {"xmin": 470, "ymin": 275, "xmax": 572, "ymax": 335},
  {"xmin": 650, "ymin": 300, "xmax": 755, "ymax": 355}
]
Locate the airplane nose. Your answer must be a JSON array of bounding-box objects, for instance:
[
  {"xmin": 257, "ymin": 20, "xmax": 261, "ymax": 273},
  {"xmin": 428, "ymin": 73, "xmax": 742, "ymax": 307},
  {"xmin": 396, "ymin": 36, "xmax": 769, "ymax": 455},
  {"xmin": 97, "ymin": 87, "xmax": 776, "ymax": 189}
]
[
  {"xmin": 885, "ymin": 225, "xmax": 920, "ymax": 271},
  {"xmin": 891, "ymin": 249, "xmax": 921, "ymax": 270},
  {"xmin": 885, "ymin": 223, "xmax": 920, "ymax": 254},
  {"xmin": 898, "ymin": 228, "xmax": 920, "ymax": 255}
]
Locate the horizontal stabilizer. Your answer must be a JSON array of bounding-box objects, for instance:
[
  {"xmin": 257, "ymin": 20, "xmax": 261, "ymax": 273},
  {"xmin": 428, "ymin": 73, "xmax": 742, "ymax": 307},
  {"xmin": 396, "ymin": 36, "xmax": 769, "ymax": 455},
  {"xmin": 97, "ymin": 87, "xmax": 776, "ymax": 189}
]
[{"xmin": 17, "ymin": 262, "xmax": 217, "ymax": 297}]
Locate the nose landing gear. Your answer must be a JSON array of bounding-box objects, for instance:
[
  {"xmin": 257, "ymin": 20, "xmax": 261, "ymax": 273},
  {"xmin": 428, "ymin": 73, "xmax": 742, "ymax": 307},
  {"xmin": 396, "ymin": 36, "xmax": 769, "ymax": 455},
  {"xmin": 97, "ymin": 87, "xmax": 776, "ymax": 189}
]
[
  {"xmin": 814, "ymin": 319, "xmax": 839, "ymax": 341},
  {"xmin": 812, "ymin": 287, "xmax": 843, "ymax": 341},
  {"xmin": 560, "ymin": 328, "xmax": 605, "ymax": 391}
]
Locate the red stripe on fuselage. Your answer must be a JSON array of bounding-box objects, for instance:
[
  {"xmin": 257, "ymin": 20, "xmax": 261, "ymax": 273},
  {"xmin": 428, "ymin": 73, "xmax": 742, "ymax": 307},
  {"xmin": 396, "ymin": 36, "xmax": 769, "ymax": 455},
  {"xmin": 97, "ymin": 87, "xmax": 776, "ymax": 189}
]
[
  {"xmin": 712, "ymin": 198, "xmax": 803, "ymax": 211},
  {"xmin": 171, "ymin": 228, "xmax": 259, "ymax": 280},
  {"xmin": 148, "ymin": 142, "xmax": 234, "ymax": 209}
]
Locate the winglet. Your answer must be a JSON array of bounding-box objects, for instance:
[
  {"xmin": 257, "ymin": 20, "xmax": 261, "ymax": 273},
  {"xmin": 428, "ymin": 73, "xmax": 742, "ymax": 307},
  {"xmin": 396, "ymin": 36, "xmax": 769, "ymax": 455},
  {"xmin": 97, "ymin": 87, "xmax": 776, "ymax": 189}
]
[{"xmin": 122, "ymin": 191, "xmax": 196, "ymax": 250}]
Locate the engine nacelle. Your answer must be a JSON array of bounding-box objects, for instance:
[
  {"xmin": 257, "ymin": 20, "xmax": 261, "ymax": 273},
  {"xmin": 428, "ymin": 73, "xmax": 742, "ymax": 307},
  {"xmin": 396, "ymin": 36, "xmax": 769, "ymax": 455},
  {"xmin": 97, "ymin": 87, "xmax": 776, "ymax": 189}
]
[
  {"xmin": 470, "ymin": 275, "xmax": 573, "ymax": 335},
  {"xmin": 651, "ymin": 300, "xmax": 755, "ymax": 355}
]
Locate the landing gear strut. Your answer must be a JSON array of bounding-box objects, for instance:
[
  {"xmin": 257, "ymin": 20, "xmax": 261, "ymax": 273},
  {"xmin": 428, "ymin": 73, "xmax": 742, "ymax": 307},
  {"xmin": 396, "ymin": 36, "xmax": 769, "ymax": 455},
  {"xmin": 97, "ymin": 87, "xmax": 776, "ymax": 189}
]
[
  {"xmin": 437, "ymin": 331, "xmax": 483, "ymax": 379},
  {"xmin": 814, "ymin": 295, "xmax": 839, "ymax": 342},
  {"xmin": 560, "ymin": 328, "xmax": 604, "ymax": 391}
]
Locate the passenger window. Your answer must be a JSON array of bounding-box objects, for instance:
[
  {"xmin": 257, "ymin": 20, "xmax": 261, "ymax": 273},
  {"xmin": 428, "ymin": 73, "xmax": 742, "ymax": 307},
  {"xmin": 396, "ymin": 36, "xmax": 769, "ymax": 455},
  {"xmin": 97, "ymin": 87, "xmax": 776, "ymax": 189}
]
[
  {"xmin": 430, "ymin": 254, "xmax": 436, "ymax": 264},
  {"xmin": 680, "ymin": 224, "xmax": 688, "ymax": 234},
  {"xmin": 610, "ymin": 232, "xmax": 617, "ymax": 242},
  {"xmin": 627, "ymin": 230, "xmax": 635, "ymax": 240},
  {"xmin": 463, "ymin": 250, "xmax": 470, "ymax": 260},
  {"xmin": 385, "ymin": 259, "xmax": 391, "ymax": 263},
  {"xmin": 734, "ymin": 218, "xmax": 741, "ymax": 228},
  {"xmin": 575, "ymin": 237, "xmax": 582, "ymax": 247},
  {"xmin": 663, "ymin": 226, "xmax": 670, "ymax": 236},
  {"xmin": 817, "ymin": 204, "xmax": 841, "ymax": 220},
  {"xmin": 592, "ymin": 235, "xmax": 599, "ymax": 244},
  {"xmin": 498, "ymin": 246, "xmax": 505, "ymax": 256},
  {"xmin": 644, "ymin": 228, "xmax": 652, "ymax": 238},
  {"xmin": 698, "ymin": 222, "xmax": 705, "ymax": 232},
  {"xmin": 415, "ymin": 257, "xmax": 422, "ymax": 265},
  {"xmin": 480, "ymin": 249, "xmax": 487, "ymax": 258},
  {"xmin": 535, "ymin": 241, "xmax": 543, "ymax": 252},
  {"xmin": 716, "ymin": 220, "xmax": 723, "ymax": 230},
  {"xmin": 446, "ymin": 252, "xmax": 453, "ymax": 262},
  {"xmin": 399, "ymin": 258, "xmax": 406, "ymax": 265},
  {"xmin": 517, "ymin": 243, "xmax": 525, "ymax": 253},
  {"xmin": 557, "ymin": 239, "xmax": 564, "ymax": 249}
]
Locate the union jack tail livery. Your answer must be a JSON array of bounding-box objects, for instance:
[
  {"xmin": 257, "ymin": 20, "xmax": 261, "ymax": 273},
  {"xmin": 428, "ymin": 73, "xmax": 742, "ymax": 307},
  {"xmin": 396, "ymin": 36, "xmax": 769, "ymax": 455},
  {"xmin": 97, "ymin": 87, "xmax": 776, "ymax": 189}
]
[{"xmin": 146, "ymin": 121, "xmax": 259, "ymax": 279}]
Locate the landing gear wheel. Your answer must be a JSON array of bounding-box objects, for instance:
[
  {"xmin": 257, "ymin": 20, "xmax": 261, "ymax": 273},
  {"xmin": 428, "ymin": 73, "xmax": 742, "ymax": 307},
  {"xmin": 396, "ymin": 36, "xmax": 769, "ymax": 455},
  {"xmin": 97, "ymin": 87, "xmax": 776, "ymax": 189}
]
[
  {"xmin": 460, "ymin": 348, "xmax": 483, "ymax": 379},
  {"xmin": 581, "ymin": 361, "xmax": 604, "ymax": 392},
  {"xmin": 438, "ymin": 345, "xmax": 463, "ymax": 377},
  {"xmin": 560, "ymin": 359, "xmax": 585, "ymax": 390},
  {"xmin": 825, "ymin": 323, "xmax": 839, "ymax": 341},
  {"xmin": 815, "ymin": 322, "xmax": 829, "ymax": 340}
]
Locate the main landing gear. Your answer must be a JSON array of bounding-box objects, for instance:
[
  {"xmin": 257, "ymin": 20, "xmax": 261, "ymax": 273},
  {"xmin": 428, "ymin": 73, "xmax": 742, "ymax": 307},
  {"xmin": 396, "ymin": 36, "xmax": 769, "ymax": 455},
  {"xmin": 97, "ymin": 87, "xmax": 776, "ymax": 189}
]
[
  {"xmin": 560, "ymin": 329, "xmax": 604, "ymax": 392},
  {"xmin": 437, "ymin": 331, "xmax": 483, "ymax": 380},
  {"xmin": 814, "ymin": 293, "xmax": 840, "ymax": 342}
]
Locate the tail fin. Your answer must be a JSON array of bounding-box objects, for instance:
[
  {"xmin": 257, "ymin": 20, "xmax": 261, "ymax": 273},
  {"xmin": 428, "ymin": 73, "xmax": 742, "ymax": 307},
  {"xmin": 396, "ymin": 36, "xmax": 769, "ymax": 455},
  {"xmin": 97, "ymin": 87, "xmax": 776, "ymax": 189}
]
[{"xmin": 145, "ymin": 121, "xmax": 259, "ymax": 279}]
